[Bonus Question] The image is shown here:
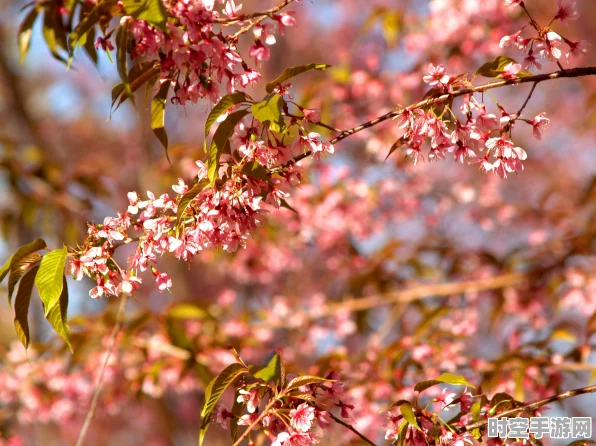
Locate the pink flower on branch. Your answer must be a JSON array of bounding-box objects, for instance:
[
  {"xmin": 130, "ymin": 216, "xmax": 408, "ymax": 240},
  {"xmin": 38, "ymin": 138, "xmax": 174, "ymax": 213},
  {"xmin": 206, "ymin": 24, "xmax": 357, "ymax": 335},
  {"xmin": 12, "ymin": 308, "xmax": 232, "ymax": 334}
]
[
  {"xmin": 290, "ymin": 403, "xmax": 315, "ymax": 432},
  {"xmin": 423, "ymin": 63, "xmax": 451, "ymax": 90},
  {"xmin": 555, "ymin": 0, "xmax": 579, "ymax": 24},
  {"xmin": 531, "ymin": 113, "xmax": 550, "ymax": 140}
]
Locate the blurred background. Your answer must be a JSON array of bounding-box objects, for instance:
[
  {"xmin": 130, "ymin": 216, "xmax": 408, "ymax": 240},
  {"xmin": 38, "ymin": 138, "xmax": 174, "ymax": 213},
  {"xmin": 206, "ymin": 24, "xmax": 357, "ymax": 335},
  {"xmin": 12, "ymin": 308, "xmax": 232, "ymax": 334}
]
[{"xmin": 0, "ymin": 0, "xmax": 595, "ymax": 444}]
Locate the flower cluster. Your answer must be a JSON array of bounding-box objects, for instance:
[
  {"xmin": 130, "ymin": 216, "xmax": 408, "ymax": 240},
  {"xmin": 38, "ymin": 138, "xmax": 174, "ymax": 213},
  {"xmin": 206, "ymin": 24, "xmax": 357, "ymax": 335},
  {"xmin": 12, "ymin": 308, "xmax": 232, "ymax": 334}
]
[
  {"xmin": 66, "ymin": 72, "xmax": 341, "ymax": 297},
  {"xmin": 212, "ymin": 370, "xmax": 352, "ymax": 446},
  {"xmin": 394, "ymin": 76, "xmax": 549, "ymax": 178},
  {"xmin": 501, "ymin": 0, "xmax": 588, "ymax": 68},
  {"xmin": 123, "ymin": 0, "xmax": 295, "ymax": 104}
]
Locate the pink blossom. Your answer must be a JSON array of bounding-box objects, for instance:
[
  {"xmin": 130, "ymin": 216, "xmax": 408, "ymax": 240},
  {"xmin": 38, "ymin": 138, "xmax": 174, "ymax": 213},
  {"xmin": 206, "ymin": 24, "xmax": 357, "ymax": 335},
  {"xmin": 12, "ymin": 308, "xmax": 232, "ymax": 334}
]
[
  {"xmin": 384, "ymin": 408, "xmax": 402, "ymax": 440},
  {"xmin": 555, "ymin": 0, "xmax": 579, "ymax": 24},
  {"xmin": 537, "ymin": 32, "xmax": 563, "ymax": 60},
  {"xmin": 423, "ymin": 63, "xmax": 451, "ymax": 90},
  {"xmin": 315, "ymin": 410, "xmax": 332, "ymax": 429},
  {"xmin": 531, "ymin": 113, "xmax": 550, "ymax": 140},
  {"xmin": 214, "ymin": 404, "xmax": 233, "ymax": 429},
  {"xmin": 566, "ymin": 40, "xmax": 590, "ymax": 62},
  {"xmin": 94, "ymin": 36, "xmax": 114, "ymax": 52},
  {"xmin": 290, "ymin": 403, "xmax": 315, "ymax": 432},
  {"xmin": 172, "ymin": 179, "xmax": 188, "ymax": 195},
  {"xmin": 223, "ymin": 0, "xmax": 242, "ymax": 18},
  {"xmin": 302, "ymin": 109, "xmax": 321, "ymax": 123},
  {"xmin": 501, "ymin": 62, "xmax": 521, "ymax": 79},
  {"xmin": 118, "ymin": 272, "xmax": 142, "ymax": 295},
  {"xmin": 522, "ymin": 50, "xmax": 542, "ymax": 70},
  {"xmin": 248, "ymin": 42, "xmax": 270, "ymax": 63},
  {"xmin": 274, "ymin": 12, "xmax": 296, "ymax": 35},
  {"xmin": 237, "ymin": 388, "xmax": 259, "ymax": 413},
  {"xmin": 155, "ymin": 272, "xmax": 172, "ymax": 292},
  {"xmin": 499, "ymin": 30, "xmax": 522, "ymax": 48},
  {"xmin": 272, "ymin": 431, "xmax": 320, "ymax": 446}
]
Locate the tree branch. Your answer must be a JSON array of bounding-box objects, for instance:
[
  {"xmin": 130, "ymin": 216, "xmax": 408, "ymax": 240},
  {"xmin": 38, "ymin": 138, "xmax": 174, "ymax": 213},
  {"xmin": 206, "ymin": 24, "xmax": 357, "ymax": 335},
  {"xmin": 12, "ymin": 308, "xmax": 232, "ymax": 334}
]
[
  {"xmin": 463, "ymin": 384, "xmax": 596, "ymax": 433},
  {"xmin": 261, "ymin": 273, "xmax": 526, "ymax": 328},
  {"xmin": 232, "ymin": 396, "xmax": 279, "ymax": 446},
  {"xmin": 215, "ymin": 0, "xmax": 296, "ymax": 24},
  {"xmin": 271, "ymin": 66, "xmax": 596, "ymax": 173},
  {"xmin": 324, "ymin": 408, "xmax": 378, "ymax": 446}
]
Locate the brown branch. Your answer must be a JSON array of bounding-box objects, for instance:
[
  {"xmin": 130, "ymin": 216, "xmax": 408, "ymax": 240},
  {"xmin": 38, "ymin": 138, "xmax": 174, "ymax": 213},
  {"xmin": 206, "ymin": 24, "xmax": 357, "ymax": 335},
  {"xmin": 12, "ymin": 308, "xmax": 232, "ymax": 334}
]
[
  {"xmin": 232, "ymin": 396, "xmax": 279, "ymax": 446},
  {"xmin": 230, "ymin": 15, "xmax": 269, "ymax": 40},
  {"xmin": 514, "ymin": 81, "xmax": 538, "ymax": 120},
  {"xmin": 215, "ymin": 0, "xmax": 296, "ymax": 24},
  {"xmin": 463, "ymin": 384, "xmax": 596, "ymax": 433},
  {"xmin": 260, "ymin": 273, "xmax": 525, "ymax": 328},
  {"xmin": 324, "ymin": 408, "xmax": 378, "ymax": 446},
  {"xmin": 271, "ymin": 66, "xmax": 596, "ymax": 173}
]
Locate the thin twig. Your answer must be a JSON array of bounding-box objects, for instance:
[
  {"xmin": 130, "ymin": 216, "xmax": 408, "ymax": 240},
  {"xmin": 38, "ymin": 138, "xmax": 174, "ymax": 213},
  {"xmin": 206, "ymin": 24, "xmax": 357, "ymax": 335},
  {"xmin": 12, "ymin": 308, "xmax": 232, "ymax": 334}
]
[
  {"xmin": 463, "ymin": 384, "xmax": 596, "ymax": 433},
  {"xmin": 224, "ymin": 0, "xmax": 296, "ymax": 38},
  {"xmin": 514, "ymin": 81, "xmax": 538, "ymax": 119},
  {"xmin": 520, "ymin": 3, "xmax": 540, "ymax": 31},
  {"xmin": 232, "ymin": 397, "xmax": 279, "ymax": 446},
  {"xmin": 75, "ymin": 293, "xmax": 128, "ymax": 446},
  {"xmin": 215, "ymin": 0, "xmax": 296, "ymax": 24},
  {"xmin": 325, "ymin": 409, "xmax": 378, "ymax": 446},
  {"xmin": 283, "ymin": 112, "xmax": 343, "ymax": 133},
  {"xmin": 503, "ymin": 81, "xmax": 538, "ymax": 133}
]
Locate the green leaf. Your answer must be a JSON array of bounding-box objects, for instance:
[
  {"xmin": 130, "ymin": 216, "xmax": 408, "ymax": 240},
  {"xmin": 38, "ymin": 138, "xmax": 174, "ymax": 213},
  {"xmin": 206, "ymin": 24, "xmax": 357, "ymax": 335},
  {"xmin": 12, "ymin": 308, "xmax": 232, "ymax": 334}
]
[
  {"xmin": 35, "ymin": 245, "xmax": 68, "ymax": 317},
  {"xmin": 167, "ymin": 303, "xmax": 209, "ymax": 320},
  {"xmin": 69, "ymin": 0, "xmax": 116, "ymax": 54},
  {"xmin": 151, "ymin": 81, "xmax": 170, "ymax": 161},
  {"xmin": 280, "ymin": 199, "xmax": 298, "ymax": 215},
  {"xmin": 291, "ymin": 393, "xmax": 316, "ymax": 402},
  {"xmin": 266, "ymin": 63, "xmax": 331, "ymax": 93},
  {"xmin": 252, "ymin": 352, "xmax": 282, "ymax": 385},
  {"xmin": 0, "ymin": 238, "xmax": 47, "ymax": 284},
  {"xmin": 13, "ymin": 264, "xmax": 39, "ymax": 349},
  {"xmin": 400, "ymin": 402, "xmax": 421, "ymax": 431},
  {"xmin": 475, "ymin": 56, "xmax": 531, "ymax": 78},
  {"xmin": 381, "ymin": 10, "xmax": 402, "ymax": 47},
  {"xmin": 378, "ymin": 399, "xmax": 410, "ymax": 413},
  {"xmin": 121, "ymin": 0, "xmax": 167, "ymax": 30},
  {"xmin": 8, "ymin": 252, "xmax": 41, "ymax": 307},
  {"xmin": 42, "ymin": 7, "xmax": 67, "ymax": 63},
  {"xmin": 397, "ymin": 421, "xmax": 409, "ymax": 446},
  {"xmin": 79, "ymin": 4, "xmax": 98, "ymax": 64},
  {"xmin": 208, "ymin": 109, "xmax": 250, "ymax": 184},
  {"xmin": 166, "ymin": 318, "xmax": 193, "ymax": 351},
  {"xmin": 199, "ymin": 363, "xmax": 247, "ymax": 446},
  {"xmin": 250, "ymin": 93, "xmax": 286, "ymax": 134},
  {"xmin": 414, "ymin": 373, "xmax": 475, "ymax": 393},
  {"xmin": 45, "ymin": 275, "xmax": 72, "ymax": 351},
  {"xmin": 17, "ymin": 5, "xmax": 39, "ymax": 64},
  {"xmin": 116, "ymin": 22, "xmax": 133, "ymax": 100},
  {"xmin": 230, "ymin": 389, "xmax": 244, "ymax": 443},
  {"xmin": 286, "ymin": 375, "xmax": 332, "ymax": 391},
  {"xmin": 176, "ymin": 178, "xmax": 210, "ymax": 225},
  {"xmin": 83, "ymin": 25, "xmax": 98, "ymax": 64},
  {"xmin": 205, "ymin": 92, "xmax": 250, "ymax": 149},
  {"xmin": 241, "ymin": 161, "xmax": 271, "ymax": 183},
  {"xmin": 111, "ymin": 61, "xmax": 159, "ymax": 111}
]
